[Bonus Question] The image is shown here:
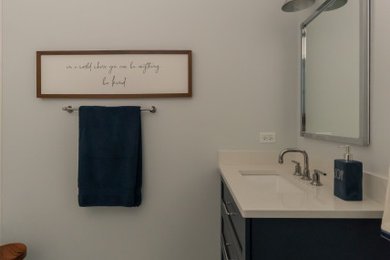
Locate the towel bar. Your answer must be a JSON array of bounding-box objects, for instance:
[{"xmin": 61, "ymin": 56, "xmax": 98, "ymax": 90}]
[{"xmin": 62, "ymin": 105, "xmax": 157, "ymax": 113}]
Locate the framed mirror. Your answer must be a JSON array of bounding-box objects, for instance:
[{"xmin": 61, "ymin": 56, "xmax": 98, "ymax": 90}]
[{"xmin": 300, "ymin": 0, "xmax": 370, "ymax": 145}]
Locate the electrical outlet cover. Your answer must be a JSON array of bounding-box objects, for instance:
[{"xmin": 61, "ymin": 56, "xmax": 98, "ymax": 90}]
[{"xmin": 259, "ymin": 132, "xmax": 276, "ymax": 143}]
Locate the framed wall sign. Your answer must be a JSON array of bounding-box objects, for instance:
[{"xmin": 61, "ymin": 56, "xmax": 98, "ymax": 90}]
[{"xmin": 36, "ymin": 50, "xmax": 192, "ymax": 98}]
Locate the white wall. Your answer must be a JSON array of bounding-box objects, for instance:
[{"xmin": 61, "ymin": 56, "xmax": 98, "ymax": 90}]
[
  {"xmin": 0, "ymin": 0, "xmax": 2, "ymax": 242},
  {"xmin": 1, "ymin": 0, "xmax": 298, "ymax": 259},
  {"xmin": 298, "ymin": 0, "xmax": 390, "ymax": 178}
]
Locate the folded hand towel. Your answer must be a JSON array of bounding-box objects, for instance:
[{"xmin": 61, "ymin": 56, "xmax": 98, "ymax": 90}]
[
  {"xmin": 381, "ymin": 167, "xmax": 390, "ymax": 241},
  {"xmin": 78, "ymin": 106, "xmax": 142, "ymax": 207}
]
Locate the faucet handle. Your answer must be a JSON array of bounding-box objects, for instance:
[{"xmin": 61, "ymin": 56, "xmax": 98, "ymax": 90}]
[
  {"xmin": 291, "ymin": 160, "xmax": 302, "ymax": 176},
  {"xmin": 310, "ymin": 169, "xmax": 327, "ymax": 186}
]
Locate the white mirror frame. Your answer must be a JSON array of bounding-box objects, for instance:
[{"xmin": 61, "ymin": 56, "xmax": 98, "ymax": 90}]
[{"xmin": 300, "ymin": 0, "xmax": 370, "ymax": 146}]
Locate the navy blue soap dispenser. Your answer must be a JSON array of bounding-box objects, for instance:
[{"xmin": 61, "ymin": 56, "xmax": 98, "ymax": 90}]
[{"xmin": 334, "ymin": 145, "xmax": 362, "ymax": 201}]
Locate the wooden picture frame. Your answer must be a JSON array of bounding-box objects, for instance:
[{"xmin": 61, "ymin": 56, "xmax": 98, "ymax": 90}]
[{"xmin": 36, "ymin": 50, "xmax": 192, "ymax": 98}]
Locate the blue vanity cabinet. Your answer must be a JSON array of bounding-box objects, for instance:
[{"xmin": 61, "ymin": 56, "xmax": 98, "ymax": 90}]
[{"xmin": 221, "ymin": 179, "xmax": 390, "ymax": 260}]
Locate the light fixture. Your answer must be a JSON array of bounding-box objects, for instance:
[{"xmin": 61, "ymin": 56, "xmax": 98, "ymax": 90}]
[
  {"xmin": 324, "ymin": 0, "xmax": 348, "ymax": 11},
  {"xmin": 282, "ymin": 0, "xmax": 348, "ymax": 13},
  {"xmin": 281, "ymin": 0, "xmax": 316, "ymax": 12}
]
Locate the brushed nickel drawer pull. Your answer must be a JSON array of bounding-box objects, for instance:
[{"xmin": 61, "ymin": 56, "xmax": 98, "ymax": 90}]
[{"xmin": 222, "ymin": 201, "xmax": 238, "ymax": 216}]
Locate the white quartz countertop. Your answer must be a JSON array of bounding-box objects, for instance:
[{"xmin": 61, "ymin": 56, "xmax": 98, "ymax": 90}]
[{"xmin": 219, "ymin": 150, "xmax": 384, "ymax": 219}]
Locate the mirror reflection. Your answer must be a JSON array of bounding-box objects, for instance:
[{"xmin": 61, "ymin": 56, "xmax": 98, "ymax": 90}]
[{"xmin": 301, "ymin": 0, "xmax": 370, "ymax": 145}]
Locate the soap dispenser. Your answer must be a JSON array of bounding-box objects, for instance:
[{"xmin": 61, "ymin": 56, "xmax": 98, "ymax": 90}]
[{"xmin": 334, "ymin": 145, "xmax": 362, "ymax": 201}]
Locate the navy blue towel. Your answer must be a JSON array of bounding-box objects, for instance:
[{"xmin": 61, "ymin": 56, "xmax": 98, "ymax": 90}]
[{"xmin": 78, "ymin": 106, "xmax": 142, "ymax": 207}]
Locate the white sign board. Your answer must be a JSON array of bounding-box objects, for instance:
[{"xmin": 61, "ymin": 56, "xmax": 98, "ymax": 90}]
[{"xmin": 37, "ymin": 50, "xmax": 192, "ymax": 98}]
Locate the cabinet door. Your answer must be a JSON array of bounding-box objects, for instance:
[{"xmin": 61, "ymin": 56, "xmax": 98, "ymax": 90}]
[{"xmin": 250, "ymin": 218, "xmax": 390, "ymax": 260}]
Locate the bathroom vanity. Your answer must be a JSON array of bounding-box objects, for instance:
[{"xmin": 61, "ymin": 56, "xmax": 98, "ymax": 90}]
[
  {"xmin": 218, "ymin": 1, "xmax": 386, "ymax": 259},
  {"xmin": 219, "ymin": 151, "xmax": 390, "ymax": 260}
]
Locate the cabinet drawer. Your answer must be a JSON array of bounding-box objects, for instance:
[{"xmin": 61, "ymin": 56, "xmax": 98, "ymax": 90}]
[
  {"xmin": 221, "ymin": 181, "xmax": 246, "ymax": 250},
  {"xmin": 221, "ymin": 216, "xmax": 239, "ymax": 260}
]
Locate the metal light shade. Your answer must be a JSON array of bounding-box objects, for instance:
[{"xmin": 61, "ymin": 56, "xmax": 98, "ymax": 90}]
[
  {"xmin": 325, "ymin": 0, "xmax": 348, "ymax": 11},
  {"xmin": 282, "ymin": 0, "xmax": 315, "ymax": 12}
]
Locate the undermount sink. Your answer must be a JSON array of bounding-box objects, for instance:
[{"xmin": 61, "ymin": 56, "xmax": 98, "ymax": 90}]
[
  {"xmin": 239, "ymin": 170, "xmax": 304, "ymax": 194},
  {"xmin": 239, "ymin": 170, "xmax": 277, "ymax": 176}
]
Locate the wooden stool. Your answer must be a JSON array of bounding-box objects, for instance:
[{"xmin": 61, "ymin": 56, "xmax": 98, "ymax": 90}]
[{"xmin": 0, "ymin": 243, "xmax": 27, "ymax": 260}]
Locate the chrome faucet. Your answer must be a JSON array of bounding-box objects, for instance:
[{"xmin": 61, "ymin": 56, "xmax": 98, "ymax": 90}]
[{"xmin": 278, "ymin": 148, "xmax": 311, "ymax": 180}]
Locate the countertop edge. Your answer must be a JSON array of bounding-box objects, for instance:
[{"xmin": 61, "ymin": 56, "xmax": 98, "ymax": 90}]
[{"xmin": 241, "ymin": 210, "xmax": 383, "ymax": 219}]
